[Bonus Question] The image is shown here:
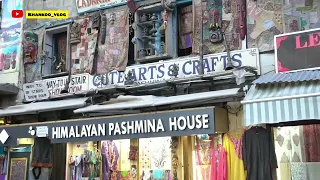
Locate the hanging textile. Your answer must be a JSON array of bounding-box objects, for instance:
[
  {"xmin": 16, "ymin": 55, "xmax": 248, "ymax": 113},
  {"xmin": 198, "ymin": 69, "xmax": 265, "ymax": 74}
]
[
  {"xmin": 71, "ymin": 17, "xmax": 98, "ymax": 74},
  {"xmin": 246, "ymin": 0, "xmax": 283, "ymax": 52},
  {"xmin": 25, "ymin": 27, "xmax": 45, "ymax": 83},
  {"xmin": 101, "ymin": 140, "xmax": 120, "ymax": 180},
  {"xmin": 31, "ymin": 138, "xmax": 53, "ymax": 168},
  {"xmin": 274, "ymin": 126, "xmax": 307, "ymax": 162},
  {"xmin": 195, "ymin": 137, "xmax": 213, "ymax": 180},
  {"xmin": 139, "ymin": 137, "xmax": 172, "ymax": 180},
  {"xmin": 223, "ymin": 130, "xmax": 246, "ymax": 180},
  {"xmin": 290, "ymin": 162, "xmax": 307, "ymax": 180},
  {"xmin": 51, "ymin": 143, "xmax": 66, "ymax": 180},
  {"xmin": 97, "ymin": 9, "xmax": 129, "ymax": 74},
  {"xmin": 116, "ymin": 140, "xmax": 130, "ymax": 171},
  {"xmin": 0, "ymin": 147, "xmax": 6, "ymax": 175},
  {"xmin": 192, "ymin": 0, "xmax": 242, "ymax": 55},
  {"xmin": 178, "ymin": 5, "xmax": 193, "ymax": 49},
  {"xmin": 210, "ymin": 144, "xmax": 227, "ymax": 180},
  {"xmin": 303, "ymin": 124, "xmax": 320, "ymax": 162},
  {"xmin": 242, "ymin": 127, "xmax": 277, "ymax": 180},
  {"xmin": 139, "ymin": 139, "xmax": 152, "ymax": 170},
  {"xmin": 282, "ymin": 0, "xmax": 320, "ymax": 33}
]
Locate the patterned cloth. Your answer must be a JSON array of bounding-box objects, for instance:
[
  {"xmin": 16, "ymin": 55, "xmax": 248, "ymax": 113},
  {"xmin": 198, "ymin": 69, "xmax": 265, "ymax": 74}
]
[
  {"xmin": 303, "ymin": 124, "xmax": 320, "ymax": 162},
  {"xmin": 291, "ymin": 162, "xmax": 307, "ymax": 180},
  {"xmin": 178, "ymin": 5, "xmax": 193, "ymax": 49},
  {"xmin": 25, "ymin": 27, "xmax": 45, "ymax": 83},
  {"xmin": 97, "ymin": 9, "xmax": 129, "ymax": 74},
  {"xmin": 71, "ymin": 17, "xmax": 98, "ymax": 74},
  {"xmin": 193, "ymin": 0, "xmax": 242, "ymax": 55},
  {"xmin": 246, "ymin": 0, "xmax": 283, "ymax": 52}
]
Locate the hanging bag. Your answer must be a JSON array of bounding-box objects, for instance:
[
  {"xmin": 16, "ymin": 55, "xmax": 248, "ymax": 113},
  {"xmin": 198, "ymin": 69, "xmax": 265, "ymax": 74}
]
[{"xmin": 31, "ymin": 138, "xmax": 53, "ymax": 180}]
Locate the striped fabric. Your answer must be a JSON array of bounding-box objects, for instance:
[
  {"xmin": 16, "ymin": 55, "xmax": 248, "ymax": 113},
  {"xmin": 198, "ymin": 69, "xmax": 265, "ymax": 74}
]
[{"xmin": 242, "ymin": 81, "xmax": 320, "ymax": 126}]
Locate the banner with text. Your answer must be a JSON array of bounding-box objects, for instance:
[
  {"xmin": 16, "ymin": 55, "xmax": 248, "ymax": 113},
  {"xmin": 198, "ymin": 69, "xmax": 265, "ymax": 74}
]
[
  {"xmin": 23, "ymin": 81, "xmax": 50, "ymax": 101},
  {"xmin": 275, "ymin": 28, "xmax": 320, "ymax": 73},
  {"xmin": 76, "ymin": 0, "xmax": 134, "ymax": 14},
  {"xmin": 22, "ymin": 49, "xmax": 259, "ymax": 100},
  {"xmin": 91, "ymin": 48, "xmax": 260, "ymax": 88},
  {"xmin": 0, "ymin": 107, "xmax": 215, "ymax": 146}
]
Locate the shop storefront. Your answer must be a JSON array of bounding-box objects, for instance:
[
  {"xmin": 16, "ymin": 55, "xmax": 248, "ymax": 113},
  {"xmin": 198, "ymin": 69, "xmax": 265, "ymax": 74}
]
[
  {"xmin": 0, "ymin": 106, "xmax": 231, "ymax": 180},
  {"xmin": 242, "ymin": 70, "xmax": 320, "ymax": 180}
]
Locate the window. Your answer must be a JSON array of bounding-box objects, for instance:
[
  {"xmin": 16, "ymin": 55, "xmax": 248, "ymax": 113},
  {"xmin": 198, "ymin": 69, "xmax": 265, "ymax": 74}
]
[
  {"xmin": 133, "ymin": 4, "xmax": 177, "ymax": 63},
  {"xmin": 177, "ymin": 3, "xmax": 192, "ymax": 57},
  {"xmin": 42, "ymin": 25, "xmax": 70, "ymax": 77}
]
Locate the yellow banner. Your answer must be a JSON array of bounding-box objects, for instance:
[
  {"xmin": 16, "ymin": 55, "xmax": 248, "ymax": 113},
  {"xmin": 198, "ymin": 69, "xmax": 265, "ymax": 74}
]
[{"xmin": 26, "ymin": 10, "xmax": 68, "ymax": 19}]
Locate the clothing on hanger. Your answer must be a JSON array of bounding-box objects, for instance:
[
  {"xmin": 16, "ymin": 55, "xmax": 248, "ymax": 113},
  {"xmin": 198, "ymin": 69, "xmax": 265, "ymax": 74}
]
[
  {"xmin": 223, "ymin": 132, "xmax": 246, "ymax": 180},
  {"xmin": 211, "ymin": 144, "xmax": 227, "ymax": 180},
  {"xmin": 242, "ymin": 126, "xmax": 277, "ymax": 180}
]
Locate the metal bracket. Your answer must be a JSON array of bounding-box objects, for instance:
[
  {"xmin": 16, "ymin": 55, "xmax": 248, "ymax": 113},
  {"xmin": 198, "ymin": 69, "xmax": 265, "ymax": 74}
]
[{"xmin": 174, "ymin": 83, "xmax": 190, "ymax": 95}]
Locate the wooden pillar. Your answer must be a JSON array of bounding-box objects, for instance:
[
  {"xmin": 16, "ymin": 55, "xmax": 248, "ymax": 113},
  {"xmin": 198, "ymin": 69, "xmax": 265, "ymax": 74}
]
[
  {"xmin": 130, "ymin": 139, "xmax": 139, "ymax": 180},
  {"xmin": 170, "ymin": 136, "xmax": 184, "ymax": 180},
  {"xmin": 182, "ymin": 136, "xmax": 194, "ymax": 180}
]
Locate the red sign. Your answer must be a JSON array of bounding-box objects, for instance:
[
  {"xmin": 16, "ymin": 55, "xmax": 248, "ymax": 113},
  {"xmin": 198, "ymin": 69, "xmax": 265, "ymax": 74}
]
[
  {"xmin": 11, "ymin": 10, "xmax": 24, "ymax": 18},
  {"xmin": 275, "ymin": 28, "xmax": 320, "ymax": 73}
]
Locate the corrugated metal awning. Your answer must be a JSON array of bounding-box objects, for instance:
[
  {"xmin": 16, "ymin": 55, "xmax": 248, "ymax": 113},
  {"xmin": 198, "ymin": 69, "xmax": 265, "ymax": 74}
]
[
  {"xmin": 0, "ymin": 97, "xmax": 89, "ymax": 116},
  {"xmin": 242, "ymin": 81, "xmax": 320, "ymax": 126},
  {"xmin": 253, "ymin": 70, "xmax": 320, "ymax": 85}
]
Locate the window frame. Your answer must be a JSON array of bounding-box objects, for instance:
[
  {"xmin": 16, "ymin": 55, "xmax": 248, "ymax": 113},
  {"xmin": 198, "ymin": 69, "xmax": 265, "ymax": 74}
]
[
  {"xmin": 133, "ymin": 3, "xmax": 177, "ymax": 63},
  {"xmin": 42, "ymin": 24, "xmax": 71, "ymax": 78}
]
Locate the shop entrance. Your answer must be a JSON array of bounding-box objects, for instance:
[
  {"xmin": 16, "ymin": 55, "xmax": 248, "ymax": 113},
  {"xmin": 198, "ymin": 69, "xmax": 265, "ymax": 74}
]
[{"xmin": 8, "ymin": 146, "xmax": 31, "ymax": 180}]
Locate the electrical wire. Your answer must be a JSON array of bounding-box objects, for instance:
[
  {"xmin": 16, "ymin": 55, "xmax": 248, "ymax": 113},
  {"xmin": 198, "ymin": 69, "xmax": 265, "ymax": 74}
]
[{"xmin": 225, "ymin": 104, "xmax": 242, "ymax": 115}]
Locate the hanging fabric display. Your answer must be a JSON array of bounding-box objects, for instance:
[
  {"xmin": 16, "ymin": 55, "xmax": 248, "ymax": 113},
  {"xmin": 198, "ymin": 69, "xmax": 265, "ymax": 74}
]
[
  {"xmin": 97, "ymin": 8, "xmax": 129, "ymax": 74},
  {"xmin": 71, "ymin": 17, "xmax": 99, "ymax": 74},
  {"xmin": 223, "ymin": 130, "xmax": 246, "ymax": 180},
  {"xmin": 139, "ymin": 137, "xmax": 172, "ymax": 180},
  {"xmin": 246, "ymin": 0, "xmax": 283, "ymax": 52},
  {"xmin": 178, "ymin": 5, "xmax": 193, "ymax": 49},
  {"xmin": 211, "ymin": 144, "xmax": 227, "ymax": 180},
  {"xmin": 101, "ymin": 140, "xmax": 131, "ymax": 180},
  {"xmin": 68, "ymin": 148, "xmax": 101, "ymax": 180},
  {"xmin": 303, "ymin": 124, "xmax": 320, "ymax": 162},
  {"xmin": 193, "ymin": 0, "xmax": 242, "ymax": 55},
  {"xmin": 196, "ymin": 137, "xmax": 213, "ymax": 180},
  {"xmin": 0, "ymin": 147, "xmax": 7, "ymax": 175},
  {"xmin": 24, "ymin": 26, "xmax": 45, "ymax": 83},
  {"xmin": 242, "ymin": 126, "xmax": 277, "ymax": 180}
]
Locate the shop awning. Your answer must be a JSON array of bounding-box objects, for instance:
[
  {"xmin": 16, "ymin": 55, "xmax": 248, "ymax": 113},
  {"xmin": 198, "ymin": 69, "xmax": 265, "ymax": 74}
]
[
  {"xmin": 74, "ymin": 88, "xmax": 242, "ymax": 114},
  {"xmin": 242, "ymin": 71, "xmax": 320, "ymax": 126},
  {"xmin": 0, "ymin": 97, "xmax": 89, "ymax": 116}
]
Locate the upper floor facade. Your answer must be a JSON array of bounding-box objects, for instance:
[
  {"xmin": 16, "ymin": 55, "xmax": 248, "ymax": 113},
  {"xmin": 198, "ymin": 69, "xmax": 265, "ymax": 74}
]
[{"xmin": 0, "ymin": 0, "xmax": 319, "ymax": 102}]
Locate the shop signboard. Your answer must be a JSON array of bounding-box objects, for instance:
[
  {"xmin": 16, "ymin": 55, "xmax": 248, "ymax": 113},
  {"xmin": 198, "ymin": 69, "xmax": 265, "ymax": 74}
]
[
  {"xmin": 75, "ymin": 0, "xmax": 141, "ymax": 14},
  {"xmin": 91, "ymin": 48, "xmax": 260, "ymax": 88},
  {"xmin": 22, "ymin": 49, "xmax": 259, "ymax": 100},
  {"xmin": 22, "ymin": 81, "xmax": 50, "ymax": 102},
  {"xmin": 35, "ymin": 126, "xmax": 49, "ymax": 138},
  {"xmin": 0, "ymin": 107, "xmax": 216, "ymax": 146},
  {"xmin": 275, "ymin": 28, "xmax": 320, "ymax": 73},
  {"xmin": 36, "ymin": 73, "xmax": 90, "ymax": 98}
]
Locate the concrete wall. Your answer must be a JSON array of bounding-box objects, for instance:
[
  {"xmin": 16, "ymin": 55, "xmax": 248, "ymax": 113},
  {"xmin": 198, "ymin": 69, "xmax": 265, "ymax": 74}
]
[{"xmin": 227, "ymin": 102, "xmax": 245, "ymax": 130}]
